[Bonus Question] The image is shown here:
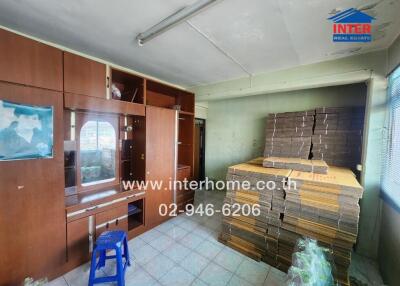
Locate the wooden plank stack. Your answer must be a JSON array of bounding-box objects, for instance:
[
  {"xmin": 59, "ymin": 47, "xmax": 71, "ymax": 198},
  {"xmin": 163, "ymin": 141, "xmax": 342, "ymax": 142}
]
[
  {"xmin": 219, "ymin": 158, "xmax": 291, "ymax": 265},
  {"xmin": 220, "ymin": 158, "xmax": 363, "ymax": 286},
  {"xmin": 262, "ymin": 157, "xmax": 328, "ymax": 174},
  {"xmin": 264, "ymin": 111, "xmax": 314, "ymax": 159},
  {"xmin": 312, "ymin": 107, "xmax": 364, "ymax": 170}
]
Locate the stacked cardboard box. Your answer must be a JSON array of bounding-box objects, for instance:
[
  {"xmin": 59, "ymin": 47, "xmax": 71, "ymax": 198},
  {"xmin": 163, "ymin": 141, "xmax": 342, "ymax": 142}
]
[
  {"xmin": 219, "ymin": 158, "xmax": 291, "ymax": 266},
  {"xmin": 312, "ymin": 107, "xmax": 364, "ymax": 170},
  {"xmin": 264, "ymin": 111, "xmax": 314, "ymax": 159},
  {"xmin": 220, "ymin": 158, "xmax": 363, "ymax": 285},
  {"xmin": 276, "ymin": 167, "xmax": 362, "ymax": 285},
  {"xmin": 262, "ymin": 157, "xmax": 329, "ymax": 174}
]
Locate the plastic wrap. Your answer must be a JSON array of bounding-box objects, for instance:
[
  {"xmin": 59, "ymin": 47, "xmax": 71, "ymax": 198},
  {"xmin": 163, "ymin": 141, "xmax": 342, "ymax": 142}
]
[{"xmin": 287, "ymin": 238, "xmax": 335, "ymax": 286}]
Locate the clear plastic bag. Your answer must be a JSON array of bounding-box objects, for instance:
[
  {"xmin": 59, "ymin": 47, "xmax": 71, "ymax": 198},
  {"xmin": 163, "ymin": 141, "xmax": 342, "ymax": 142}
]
[{"xmin": 287, "ymin": 238, "xmax": 336, "ymax": 286}]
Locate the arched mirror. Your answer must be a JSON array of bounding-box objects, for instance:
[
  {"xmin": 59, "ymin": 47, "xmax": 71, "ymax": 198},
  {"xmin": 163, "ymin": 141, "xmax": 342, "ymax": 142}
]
[{"xmin": 79, "ymin": 119, "xmax": 116, "ymax": 186}]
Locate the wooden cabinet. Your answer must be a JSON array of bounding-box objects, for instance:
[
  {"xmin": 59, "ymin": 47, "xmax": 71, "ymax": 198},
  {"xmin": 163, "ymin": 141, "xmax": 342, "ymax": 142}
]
[
  {"xmin": 0, "ymin": 29, "xmax": 63, "ymax": 91},
  {"xmin": 0, "ymin": 82, "xmax": 65, "ymax": 284},
  {"xmin": 66, "ymin": 217, "xmax": 90, "ymax": 267},
  {"xmin": 95, "ymin": 205, "xmax": 128, "ymax": 238},
  {"xmin": 63, "ymin": 52, "xmax": 106, "ymax": 98},
  {"xmin": 145, "ymin": 106, "xmax": 176, "ymax": 228},
  {"xmin": 176, "ymin": 166, "xmax": 195, "ymax": 211},
  {"xmin": 65, "ymin": 202, "xmax": 129, "ymax": 270}
]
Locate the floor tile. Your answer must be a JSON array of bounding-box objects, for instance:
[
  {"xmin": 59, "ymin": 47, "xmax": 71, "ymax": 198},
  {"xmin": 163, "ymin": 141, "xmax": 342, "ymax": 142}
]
[
  {"xmin": 193, "ymin": 225, "xmax": 218, "ymax": 241},
  {"xmin": 170, "ymin": 215, "xmax": 189, "ymax": 226},
  {"xmin": 264, "ymin": 267, "xmax": 286, "ymax": 286},
  {"xmin": 214, "ymin": 248, "xmax": 244, "ymax": 272},
  {"xmin": 139, "ymin": 228, "xmax": 163, "ymax": 243},
  {"xmin": 196, "ymin": 240, "xmax": 223, "ymax": 260},
  {"xmin": 349, "ymin": 252, "xmax": 384, "ymax": 286},
  {"xmin": 128, "ymin": 236, "xmax": 147, "ymax": 251},
  {"xmin": 132, "ymin": 244, "xmax": 159, "ymax": 265},
  {"xmin": 179, "ymin": 232, "xmax": 205, "ymax": 250},
  {"xmin": 164, "ymin": 225, "xmax": 189, "ymax": 240},
  {"xmin": 199, "ymin": 262, "xmax": 233, "ymax": 286},
  {"xmin": 46, "ymin": 276, "xmax": 68, "ymax": 286},
  {"xmin": 159, "ymin": 265, "xmax": 195, "ymax": 286},
  {"xmin": 227, "ymin": 275, "xmax": 253, "ymax": 286},
  {"xmin": 180, "ymin": 251, "xmax": 210, "ymax": 276},
  {"xmin": 125, "ymin": 266, "xmax": 157, "ymax": 286},
  {"xmin": 191, "ymin": 278, "xmax": 208, "ymax": 286},
  {"xmin": 143, "ymin": 253, "xmax": 175, "ymax": 280},
  {"xmin": 162, "ymin": 243, "xmax": 191, "ymax": 263},
  {"xmin": 204, "ymin": 217, "xmax": 222, "ymax": 231},
  {"xmin": 179, "ymin": 219, "xmax": 201, "ymax": 232},
  {"xmin": 148, "ymin": 234, "xmax": 175, "ymax": 252},
  {"xmin": 64, "ymin": 263, "xmax": 104, "ymax": 286},
  {"xmin": 124, "ymin": 261, "xmax": 142, "ymax": 277},
  {"xmin": 155, "ymin": 220, "xmax": 176, "ymax": 233},
  {"xmin": 235, "ymin": 259, "xmax": 270, "ymax": 286}
]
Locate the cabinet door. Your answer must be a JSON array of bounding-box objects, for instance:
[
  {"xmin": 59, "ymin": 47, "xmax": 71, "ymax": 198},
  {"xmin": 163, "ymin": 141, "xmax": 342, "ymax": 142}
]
[
  {"xmin": 67, "ymin": 217, "xmax": 90, "ymax": 267},
  {"xmin": 0, "ymin": 29, "xmax": 63, "ymax": 91},
  {"xmin": 145, "ymin": 106, "xmax": 176, "ymax": 228},
  {"xmin": 63, "ymin": 52, "xmax": 106, "ymax": 98},
  {"xmin": 176, "ymin": 167, "xmax": 194, "ymax": 212},
  {"xmin": 0, "ymin": 82, "xmax": 65, "ymax": 284}
]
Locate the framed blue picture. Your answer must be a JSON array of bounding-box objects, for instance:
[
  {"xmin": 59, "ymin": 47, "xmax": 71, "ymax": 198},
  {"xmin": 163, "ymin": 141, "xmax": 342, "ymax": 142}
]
[{"xmin": 0, "ymin": 99, "xmax": 54, "ymax": 161}]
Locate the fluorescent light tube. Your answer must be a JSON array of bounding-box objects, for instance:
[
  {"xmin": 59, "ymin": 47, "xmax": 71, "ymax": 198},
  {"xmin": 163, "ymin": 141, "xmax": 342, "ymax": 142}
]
[{"xmin": 136, "ymin": 0, "xmax": 219, "ymax": 45}]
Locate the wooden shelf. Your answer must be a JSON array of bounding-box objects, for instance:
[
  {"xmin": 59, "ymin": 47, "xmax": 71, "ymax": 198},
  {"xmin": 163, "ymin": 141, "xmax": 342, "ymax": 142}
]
[
  {"xmin": 179, "ymin": 110, "xmax": 194, "ymax": 116},
  {"xmin": 111, "ymin": 68, "xmax": 145, "ymax": 104},
  {"xmin": 64, "ymin": 93, "xmax": 145, "ymax": 116},
  {"xmin": 146, "ymin": 79, "xmax": 194, "ymax": 113}
]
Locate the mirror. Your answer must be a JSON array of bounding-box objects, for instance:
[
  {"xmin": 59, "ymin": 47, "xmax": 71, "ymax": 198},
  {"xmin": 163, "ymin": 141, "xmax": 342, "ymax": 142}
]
[{"xmin": 79, "ymin": 120, "xmax": 116, "ymax": 186}]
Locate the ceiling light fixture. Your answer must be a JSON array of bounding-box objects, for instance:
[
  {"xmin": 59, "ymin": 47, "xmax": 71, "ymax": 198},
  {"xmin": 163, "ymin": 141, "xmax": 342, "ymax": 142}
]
[{"xmin": 136, "ymin": 0, "xmax": 219, "ymax": 46}]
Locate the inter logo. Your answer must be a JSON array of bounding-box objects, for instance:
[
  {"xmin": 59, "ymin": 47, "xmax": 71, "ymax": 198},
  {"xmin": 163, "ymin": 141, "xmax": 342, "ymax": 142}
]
[{"xmin": 328, "ymin": 8, "xmax": 375, "ymax": 42}]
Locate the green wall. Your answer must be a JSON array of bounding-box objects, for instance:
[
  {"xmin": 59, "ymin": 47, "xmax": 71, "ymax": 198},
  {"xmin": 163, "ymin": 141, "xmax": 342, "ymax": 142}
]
[
  {"xmin": 192, "ymin": 50, "xmax": 388, "ymax": 260},
  {"xmin": 205, "ymin": 83, "xmax": 366, "ymax": 180}
]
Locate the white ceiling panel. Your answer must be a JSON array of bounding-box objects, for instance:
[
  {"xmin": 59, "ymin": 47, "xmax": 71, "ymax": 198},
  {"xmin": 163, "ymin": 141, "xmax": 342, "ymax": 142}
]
[
  {"xmin": 189, "ymin": 0, "xmax": 301, "ymax": 74},
  {"xmin": 278, "ymin": 0, "xmax": 400, "ymax": 64},
  {"xmin": 0, "ymin": 0, "xmax": 398, "ymax": 87}
]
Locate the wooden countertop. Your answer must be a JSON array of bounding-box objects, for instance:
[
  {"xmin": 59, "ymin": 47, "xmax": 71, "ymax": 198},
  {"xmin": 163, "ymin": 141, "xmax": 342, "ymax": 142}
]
[{"xmin": 65, "ymin": 185, "xmax": 144, "ymax": 212}]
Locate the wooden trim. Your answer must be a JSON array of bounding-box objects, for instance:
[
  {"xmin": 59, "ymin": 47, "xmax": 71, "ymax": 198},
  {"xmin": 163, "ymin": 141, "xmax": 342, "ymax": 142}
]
[{"xmin": 64, "ymin": 92, "xmax": 145, "ymax": 116}]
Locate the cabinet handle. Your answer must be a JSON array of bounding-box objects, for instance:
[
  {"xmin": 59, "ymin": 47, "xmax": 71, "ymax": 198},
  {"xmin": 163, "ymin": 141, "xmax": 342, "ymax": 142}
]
[
  {"xmin": 86, "ymin": 206, "xmax": 97, "ymax": 212},
  {"xmin": 106, "ymin": 222, "xmax": 109, "ymax": 229},
  {"xmin": 116, "ymin": 219, "xmax": 119, "ymax": 226},
  {"xmin": 106, "ymin": 76, "xmax": 110, "ymax": 88}
]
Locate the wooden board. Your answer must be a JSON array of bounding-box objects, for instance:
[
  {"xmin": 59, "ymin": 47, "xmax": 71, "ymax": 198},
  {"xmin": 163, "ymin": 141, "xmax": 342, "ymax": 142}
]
[
  {"xmin": 0, "ymin": 82, "xmax": 65, "ymax": 284},
  {"xmin": 0, "ymin": 28, "xmax": 63, "ymax": 91},
  {"xmin": 145, "ymin": 106, "xmax": 175, "ymax": 228},
  {"xmin": 63, "ymin": 52, "xmax": 106, "ymax": 98},
  {"xmin": 263, "ymin": 157, "xmax": 328, "ymax": 174},
  {"xmin": 288, "ymin": 166, "xmax": 363, "ymax": 197}
]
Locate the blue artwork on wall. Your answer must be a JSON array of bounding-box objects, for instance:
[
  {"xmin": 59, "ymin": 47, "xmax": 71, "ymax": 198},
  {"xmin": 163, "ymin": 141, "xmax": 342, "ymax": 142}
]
[{"xmin": 0, "ymin": 100, "xmax": 53, "ymax": 161}]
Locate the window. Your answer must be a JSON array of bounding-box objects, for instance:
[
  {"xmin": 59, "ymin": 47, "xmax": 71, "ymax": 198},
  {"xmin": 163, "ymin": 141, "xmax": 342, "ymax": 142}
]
[
  {"xmin": 80, "ymin": 120, "xmax": 116, "ymax": 186},
  {"xmin": 382, "ymin": 67, "xmax": 400, "ymax": 207}
]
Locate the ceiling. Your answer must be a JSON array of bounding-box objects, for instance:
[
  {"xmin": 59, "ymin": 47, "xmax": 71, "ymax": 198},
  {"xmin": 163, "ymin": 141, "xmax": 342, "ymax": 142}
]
[{"xmin": 0, "ymin": 0, "xmax": 399, "ymax": 88}]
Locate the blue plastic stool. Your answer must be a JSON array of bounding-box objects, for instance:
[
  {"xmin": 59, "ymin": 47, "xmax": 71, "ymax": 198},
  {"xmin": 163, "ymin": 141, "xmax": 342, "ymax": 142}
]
[{"xmin": 88, "ymin": 230, "xmax": 131, "ymax": 286}]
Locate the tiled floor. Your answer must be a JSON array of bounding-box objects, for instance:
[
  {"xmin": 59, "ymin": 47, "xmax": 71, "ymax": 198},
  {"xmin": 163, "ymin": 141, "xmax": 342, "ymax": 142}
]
[{"xmin": 47, "ymin": 190, "xmax": 384, "ymax": 286}]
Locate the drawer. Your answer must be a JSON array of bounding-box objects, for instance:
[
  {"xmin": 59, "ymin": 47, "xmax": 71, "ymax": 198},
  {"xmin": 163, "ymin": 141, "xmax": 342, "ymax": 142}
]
[
  {"xmin": 177, "ymin": 190, "xmax": 195, "ymax": 204},
  {"xmin": 96, "ymin": 204, "xmax": 127, "ymax": 226},
  {"xmin": 177, "ymin": 166, "xmax": 191, "ymax": 181},
  {"xmin": 96, "ymin": 216, "xmax": 128, "ymax": 239}
]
